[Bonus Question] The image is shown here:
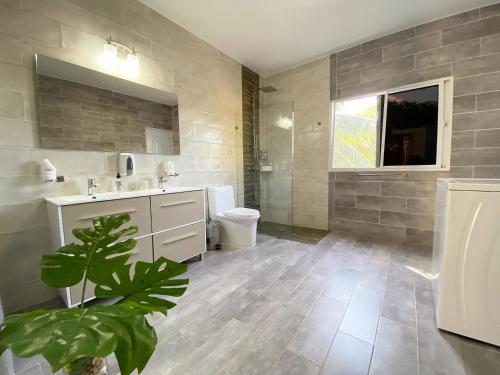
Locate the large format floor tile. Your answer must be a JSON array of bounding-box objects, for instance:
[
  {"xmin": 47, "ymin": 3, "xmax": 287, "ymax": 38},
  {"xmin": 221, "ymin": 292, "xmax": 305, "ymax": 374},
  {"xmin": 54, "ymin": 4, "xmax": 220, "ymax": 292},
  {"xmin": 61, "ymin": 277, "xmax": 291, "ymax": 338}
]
[{"xmin": 11, "ymin": 231, "xmax": 500, "ymax": 375}]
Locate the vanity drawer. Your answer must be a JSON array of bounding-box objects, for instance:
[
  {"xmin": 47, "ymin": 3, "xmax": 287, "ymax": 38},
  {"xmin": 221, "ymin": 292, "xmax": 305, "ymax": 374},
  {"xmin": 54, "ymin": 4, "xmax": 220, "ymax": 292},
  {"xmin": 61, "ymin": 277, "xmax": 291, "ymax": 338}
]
[
  {"xmin": 153, "ymin": 222, "xmax": 206, "ymax": 262},
  {"xmin": 151, "ymin": 191, "xmax": 204, "ymax": 232},
  {"xmin": 61, "ymin": 197, "xmax": 151, "ymax": 244},
  {"xmin": 67, "ymin": 236, "xmax": 153, "ymax": 306},
  {"xmin": 130, "ymin": 235, "xmax": 153, "ymax": 263}
]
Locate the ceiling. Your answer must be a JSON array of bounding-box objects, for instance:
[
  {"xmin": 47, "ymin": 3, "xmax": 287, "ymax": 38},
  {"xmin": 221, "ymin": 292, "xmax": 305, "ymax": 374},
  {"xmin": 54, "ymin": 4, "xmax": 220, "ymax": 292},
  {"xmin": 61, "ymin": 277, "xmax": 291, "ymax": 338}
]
[{"xmin": 140, "ymin": 0, "xmax": 495, "ymax": 77}]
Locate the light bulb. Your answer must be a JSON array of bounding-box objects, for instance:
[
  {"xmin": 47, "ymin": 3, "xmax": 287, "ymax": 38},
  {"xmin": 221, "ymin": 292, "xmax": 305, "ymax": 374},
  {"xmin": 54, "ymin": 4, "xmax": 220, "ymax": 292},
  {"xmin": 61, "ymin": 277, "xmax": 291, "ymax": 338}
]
[
  {"xmin": 100, "ymin": 42, "xmax": 117, "ymax": 70},
  {"xmin": 122, "ymin": 53, "xmax": 139, "ymax": 77}
]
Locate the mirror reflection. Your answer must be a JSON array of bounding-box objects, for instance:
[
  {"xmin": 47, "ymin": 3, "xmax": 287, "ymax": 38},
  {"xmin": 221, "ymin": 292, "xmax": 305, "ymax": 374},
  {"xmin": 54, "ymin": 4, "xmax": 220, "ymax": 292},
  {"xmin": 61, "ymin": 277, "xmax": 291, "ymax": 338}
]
[{"xmin": 35, "ymin": 54, "xmax": 180, "ymax": 154}]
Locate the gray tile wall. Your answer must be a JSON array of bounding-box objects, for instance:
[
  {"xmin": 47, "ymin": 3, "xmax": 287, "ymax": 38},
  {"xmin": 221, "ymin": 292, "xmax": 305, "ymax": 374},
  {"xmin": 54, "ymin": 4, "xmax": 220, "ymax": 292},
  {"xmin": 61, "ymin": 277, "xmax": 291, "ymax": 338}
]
[
  {"xmin": 38, "ymin": 75, "xmax": 179, "ymax": 153},
  {"xmin": 241, "ymin": 66, "xmax": 260, "ymax": 210},
  {"xmin": 330, "ymin": 3, "xmax": 500, "ymax": 244}
]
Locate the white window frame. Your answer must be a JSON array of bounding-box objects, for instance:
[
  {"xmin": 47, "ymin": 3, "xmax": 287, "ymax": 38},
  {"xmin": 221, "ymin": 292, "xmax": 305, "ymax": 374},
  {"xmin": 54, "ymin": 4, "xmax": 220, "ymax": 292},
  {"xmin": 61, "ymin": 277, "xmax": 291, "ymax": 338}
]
[{"xmin": 329, "ymin": 77, "xmax": 453, "ymax": 172}]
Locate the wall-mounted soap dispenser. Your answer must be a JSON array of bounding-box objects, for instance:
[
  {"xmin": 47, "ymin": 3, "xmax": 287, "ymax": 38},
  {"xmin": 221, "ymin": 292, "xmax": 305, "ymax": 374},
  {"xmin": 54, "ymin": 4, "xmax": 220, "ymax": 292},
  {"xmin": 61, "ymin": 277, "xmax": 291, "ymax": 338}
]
[
  {"xmin": 42, "ymin": 159, "xmax": 65, "ymax": 182},
  {"xmin": 43, "ymin": 159, "xmax": 57, "ymax": 182},
  {"xmin": 119, "ymin": 153, "xmax": 136, "ymax": 176}
]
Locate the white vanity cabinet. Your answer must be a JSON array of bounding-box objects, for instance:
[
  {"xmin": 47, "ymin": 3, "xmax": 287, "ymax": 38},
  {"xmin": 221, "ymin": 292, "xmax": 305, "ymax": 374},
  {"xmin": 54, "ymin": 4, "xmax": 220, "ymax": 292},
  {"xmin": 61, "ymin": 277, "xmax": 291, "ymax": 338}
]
[{"xmin": 46, "ymin": 188, "xmax": 206, "ymax": 307}]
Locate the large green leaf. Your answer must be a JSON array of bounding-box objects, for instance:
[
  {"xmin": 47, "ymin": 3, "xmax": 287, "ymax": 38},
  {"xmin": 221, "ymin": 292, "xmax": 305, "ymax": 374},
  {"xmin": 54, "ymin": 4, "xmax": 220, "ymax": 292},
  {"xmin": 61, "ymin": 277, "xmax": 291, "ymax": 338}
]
[
  {"xmin": 0, "ymin": 305, "xmax": 156, "ymax": 375},
  {"xmin": 41, "ymin": 214, "xmax": 138, "ymax": 288},
  {"xmin": 95, "ymin": 257, "xmax": 189, "ymax": 314}
]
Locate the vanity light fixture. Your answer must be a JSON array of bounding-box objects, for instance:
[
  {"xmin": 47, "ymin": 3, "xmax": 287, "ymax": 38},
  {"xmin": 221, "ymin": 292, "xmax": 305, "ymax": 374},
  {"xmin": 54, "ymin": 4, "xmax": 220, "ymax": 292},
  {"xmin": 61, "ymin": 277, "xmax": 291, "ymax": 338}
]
[
  {"xmin": 101, "ymin": 40, "xmax": 117, "ymax": 70},
  {"xmin": 122, "ymin": 49, "xmax": 140, "ymax": 77},
  {"xmin": 100, "ymin": 36, "xmax": 140, "ymax": 77}
]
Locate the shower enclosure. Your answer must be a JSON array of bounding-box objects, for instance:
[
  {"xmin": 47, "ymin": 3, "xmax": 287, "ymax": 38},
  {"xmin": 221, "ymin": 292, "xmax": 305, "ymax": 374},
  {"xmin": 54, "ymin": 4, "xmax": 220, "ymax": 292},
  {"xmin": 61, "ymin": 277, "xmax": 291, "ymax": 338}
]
[
  {"xmin": 259, "ymin": 101, "xmax": 294, "ymax": 222},
  {"xmin": 255, "ymin": 89, "xmax": 295, "ymax": 237},
  {"xmin": 240, "ymin": 66, "xmax": 328, "ymax": 243},
  {"xmin": 240, "ymin": 75, "xmax": 327, "ymax": 243}
]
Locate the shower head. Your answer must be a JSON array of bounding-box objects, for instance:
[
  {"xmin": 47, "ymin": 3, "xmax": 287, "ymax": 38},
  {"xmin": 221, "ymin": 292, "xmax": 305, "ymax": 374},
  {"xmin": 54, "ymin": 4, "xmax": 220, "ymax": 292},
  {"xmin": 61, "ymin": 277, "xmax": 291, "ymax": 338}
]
[{"xmin": 258, "ymin": 85, "xmax": 278, "ymax": 93}]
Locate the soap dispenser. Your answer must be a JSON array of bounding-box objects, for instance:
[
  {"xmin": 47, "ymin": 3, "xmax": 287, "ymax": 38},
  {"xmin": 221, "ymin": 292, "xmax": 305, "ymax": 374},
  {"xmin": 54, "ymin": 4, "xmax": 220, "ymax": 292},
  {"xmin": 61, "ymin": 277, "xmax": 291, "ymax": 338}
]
[
  {"xmin": 113, "ymin": 172, "xmax": 123, "ymax": 192},
  {"xmin": 119, "ymin": 153, "xmax": 136, "ymax": 176}
]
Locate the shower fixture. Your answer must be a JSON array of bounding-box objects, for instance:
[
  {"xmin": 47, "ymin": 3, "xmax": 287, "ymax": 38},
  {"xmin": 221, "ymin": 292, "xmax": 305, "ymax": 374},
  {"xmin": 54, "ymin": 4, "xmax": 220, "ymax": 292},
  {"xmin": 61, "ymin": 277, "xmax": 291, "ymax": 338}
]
[{"xmin": 258, "ymin": 85, "xmax": 278, "ymax": 93}]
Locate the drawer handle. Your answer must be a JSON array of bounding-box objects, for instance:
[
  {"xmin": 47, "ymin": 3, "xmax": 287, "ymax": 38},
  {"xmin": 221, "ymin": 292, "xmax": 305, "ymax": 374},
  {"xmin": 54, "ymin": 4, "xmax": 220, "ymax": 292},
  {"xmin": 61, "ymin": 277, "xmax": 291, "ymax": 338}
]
[
  {"xmin": 160, "ymin": 200, "xmax": 196, "ymax": 208},
  {"xmin": 79, "ymin": 208, "xmax": 137, "ymax": 221},
  {"xmin": 162, "ymin": 232, "xmax": 197, "ymax": 245}
]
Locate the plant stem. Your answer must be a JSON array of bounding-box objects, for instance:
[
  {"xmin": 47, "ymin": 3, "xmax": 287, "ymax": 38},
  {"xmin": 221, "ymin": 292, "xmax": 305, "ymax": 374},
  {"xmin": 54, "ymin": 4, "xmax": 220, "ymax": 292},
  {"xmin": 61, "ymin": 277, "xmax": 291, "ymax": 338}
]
[
  {"xmin": 79, "ymin": 229, "xmax": 104, "ymax": 309},
  {"xmin": 80, "ymin": 270, "xmax": 88, "ymax": 309}
]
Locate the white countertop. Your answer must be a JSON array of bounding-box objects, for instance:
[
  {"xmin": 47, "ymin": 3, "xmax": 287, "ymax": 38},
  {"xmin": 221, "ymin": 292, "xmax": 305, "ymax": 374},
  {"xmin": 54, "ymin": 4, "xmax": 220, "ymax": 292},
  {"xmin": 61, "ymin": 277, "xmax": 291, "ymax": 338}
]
[
  {"xmin": 45, "ymin": 186, "xmax": 205, "ymax": 206},
  {"xmin": 437, "ymin": 178, "xmax": 500, "ymax": 192}
]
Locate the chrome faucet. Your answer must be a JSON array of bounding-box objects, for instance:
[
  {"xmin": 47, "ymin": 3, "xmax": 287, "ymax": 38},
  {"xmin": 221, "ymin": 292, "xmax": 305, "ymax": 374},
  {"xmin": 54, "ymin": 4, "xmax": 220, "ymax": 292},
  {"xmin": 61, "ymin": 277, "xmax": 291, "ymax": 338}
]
[
  {"xmin": 158, "ymin": 175, "xmax": 167, "ymax": 189},
  {"xmin": 87, "ymin": 178, "xmax": 98, "ymax": 195}
]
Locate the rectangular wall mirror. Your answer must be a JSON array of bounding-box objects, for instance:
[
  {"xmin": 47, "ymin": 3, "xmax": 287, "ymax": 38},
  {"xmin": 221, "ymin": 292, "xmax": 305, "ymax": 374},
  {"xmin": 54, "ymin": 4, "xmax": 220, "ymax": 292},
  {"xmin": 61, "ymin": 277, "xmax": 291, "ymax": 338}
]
[{"xmin": 35, "ymin": 54, "xmax": 180, "ymax": 155}]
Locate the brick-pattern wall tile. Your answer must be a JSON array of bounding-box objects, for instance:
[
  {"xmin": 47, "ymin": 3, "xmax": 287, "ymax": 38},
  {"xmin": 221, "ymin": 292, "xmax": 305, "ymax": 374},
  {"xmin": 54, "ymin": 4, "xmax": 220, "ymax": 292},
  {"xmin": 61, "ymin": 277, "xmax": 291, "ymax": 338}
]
[
  {"xmin": 481, "ymin": 33, "xmax": 500, "ymax": 54},
  {"xmin": 337, "ymin": 45, "xmax": 362, "ymax": 61},
  {"xmin": 454, "ymin": 71, "xmax": 500, "ymax": 96},
  {"xmin": 241, "ymin": 66, "xmax": 260, "ymax": 210},
  {"xmin": 359, "ymin": 56, "xmax": 414, "ymax": 83},
  {"xmin": 480, "ymin": 3, "xmax": 500, "ymax": 19},
  {"xmin": 442, "ymin": 16, "xmax": 500, "ymax": 45},
  {"xmin": 380, "ymin": 211, "xmax": 434, "ymax": 231},
  {"xmin": 451, "ymin": 131, "xmax": 475, "ymax": 149},
  {"xmin": 415, "ymin": 10, "xmax": 479, "ymax": 36},
  {"xmin": 382, "ymin": 32, "xmax": 441, "ymax": 61},
  {"xmin": 335, "ymin": 195, "xmax": 356, "ymax": 207},
  {"xmin": 406, "ymin": 198, "xmax": 435, "ymax": 214},
  {"xmin": 337, "ymin": 49, "xmax": 382, "ymax": 74},
  {"xmin": 453, "ymin": 95, "xmax": 476, "ymax": 114},
  {"xmin": 476, "ymin": 129, "xmax": 500, "ymax": 147},
  {"xmin": 451, "ymin": 148, "xmax": 500, "ymax": 166},
  {"xmin": 335, "ymin": 207, "xmax": 380, "ymax": 223},
  {"xmin": 474, "ymin": 165, "xmax": 500, "ymax": 177},
  {"xmin": 452, "ymin": 53, "xmax": 500, "ymax": 77},
  {"xmin": 415, "ymin": 39, "xmax": 480, "ymax": 70},
  {"xmin": 356, "ymin": 196, "xmax": 406, "ymax": 212},
  {"xmin": 381, "ymin": 182, "xmax": 436, "ymax": 198},
  {"xmin": 405, "ymin": 228, "xmax": 434, "ymax": 246},
  {"xmin": 362, "ymin": 28, "xmax": 416, "ymax": 53},
  {"xmin": 476, "ymin": 91, "xmax": 500, "ymax": 111},
  {"xmin": 453, "ymin": 110, "xmax": 500, "ymax": 131},
  {"xmin": 390, "ymin": 63, "xmax": 452, "ymax": 88}
]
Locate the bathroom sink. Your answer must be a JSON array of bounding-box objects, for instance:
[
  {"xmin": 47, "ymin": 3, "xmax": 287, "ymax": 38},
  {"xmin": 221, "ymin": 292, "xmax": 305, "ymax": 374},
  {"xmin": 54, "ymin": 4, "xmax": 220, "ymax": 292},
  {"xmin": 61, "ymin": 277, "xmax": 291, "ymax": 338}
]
[
  {"xmin": 45, "ymin": 187, "xmax": 205, "ymax": 206},
  {"xmin": 47, "ymin": 192, "xmax": 129, "ymax": 205}
]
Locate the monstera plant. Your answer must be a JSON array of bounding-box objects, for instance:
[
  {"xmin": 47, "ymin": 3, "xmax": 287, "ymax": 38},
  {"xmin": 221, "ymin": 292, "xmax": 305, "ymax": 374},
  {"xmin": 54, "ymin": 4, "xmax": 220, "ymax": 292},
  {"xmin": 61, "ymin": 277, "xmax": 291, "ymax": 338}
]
[{"xmin": 0, "ymin": 214, "xmax": 189, "ymax": 375}]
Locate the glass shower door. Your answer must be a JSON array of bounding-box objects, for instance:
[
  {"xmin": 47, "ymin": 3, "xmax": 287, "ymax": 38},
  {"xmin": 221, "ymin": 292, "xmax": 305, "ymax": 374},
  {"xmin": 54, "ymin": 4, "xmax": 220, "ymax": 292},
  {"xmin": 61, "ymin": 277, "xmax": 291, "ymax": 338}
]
[{"xmin": 258, "ymin": 101, "xmax": 294, "ymax": 237}]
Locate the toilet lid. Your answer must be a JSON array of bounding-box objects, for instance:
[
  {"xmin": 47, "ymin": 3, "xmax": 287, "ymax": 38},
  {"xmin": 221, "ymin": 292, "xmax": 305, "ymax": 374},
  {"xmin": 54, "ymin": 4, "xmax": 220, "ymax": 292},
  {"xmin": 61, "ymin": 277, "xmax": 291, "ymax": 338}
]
[{"xmin": 223, "ymin": 207, "xmax": 260, "ymax": 219}]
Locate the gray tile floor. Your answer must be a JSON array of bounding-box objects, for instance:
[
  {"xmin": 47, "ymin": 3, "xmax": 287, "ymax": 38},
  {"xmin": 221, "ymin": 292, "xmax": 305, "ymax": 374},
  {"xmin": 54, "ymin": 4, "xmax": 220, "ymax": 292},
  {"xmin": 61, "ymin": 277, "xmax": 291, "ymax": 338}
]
[{"xmin": 12, "ymin": 232, "xmax": 500, "ymax": 375}]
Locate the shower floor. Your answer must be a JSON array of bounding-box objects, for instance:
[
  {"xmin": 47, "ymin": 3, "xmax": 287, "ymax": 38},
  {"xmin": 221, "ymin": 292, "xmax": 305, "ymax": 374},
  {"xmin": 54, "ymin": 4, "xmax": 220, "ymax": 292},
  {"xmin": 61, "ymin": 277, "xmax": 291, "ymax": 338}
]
[{"xmin": 257, "ymin": 221, "xmax": 328, "ymax": 245}]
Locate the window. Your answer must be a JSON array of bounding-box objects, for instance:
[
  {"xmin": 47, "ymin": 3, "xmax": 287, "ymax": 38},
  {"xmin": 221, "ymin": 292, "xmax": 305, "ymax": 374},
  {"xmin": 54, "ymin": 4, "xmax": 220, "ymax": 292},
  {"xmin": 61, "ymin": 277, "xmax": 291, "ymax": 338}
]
[
  {"xmin": 330, "ymin": 78, "xmax": 453, "ymax": 171},
  {"xmin": 332, "ymin": 95, "xmax": 383, "ymax": 169}
]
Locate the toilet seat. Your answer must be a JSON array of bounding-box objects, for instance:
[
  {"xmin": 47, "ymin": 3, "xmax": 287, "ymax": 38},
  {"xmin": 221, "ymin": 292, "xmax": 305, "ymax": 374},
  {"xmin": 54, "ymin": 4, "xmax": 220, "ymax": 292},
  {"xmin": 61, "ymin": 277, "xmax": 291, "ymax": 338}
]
[{"xmin": 222, "ymin": 207, "xmax": 260, "ymax": 220}]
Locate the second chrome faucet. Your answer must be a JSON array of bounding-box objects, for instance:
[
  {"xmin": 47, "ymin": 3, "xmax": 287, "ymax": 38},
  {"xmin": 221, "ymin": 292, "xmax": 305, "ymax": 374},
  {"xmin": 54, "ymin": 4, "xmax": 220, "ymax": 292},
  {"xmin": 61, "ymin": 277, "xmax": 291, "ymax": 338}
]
[
  {"xmin": 87, "ymin": 178, "xmax": 98, "ymax": 196},
  {"xmin": 158, "ymin": 175, "xmax": 167, "ymax": 189}
]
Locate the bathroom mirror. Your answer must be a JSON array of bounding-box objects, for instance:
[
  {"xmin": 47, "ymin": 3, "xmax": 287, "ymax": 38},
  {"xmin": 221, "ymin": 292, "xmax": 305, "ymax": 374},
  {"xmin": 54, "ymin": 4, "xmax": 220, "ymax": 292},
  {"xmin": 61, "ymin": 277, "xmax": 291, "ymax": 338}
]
[{"xmin": 35, "ymin": 54, "xmax": 180, "ymax": 155}]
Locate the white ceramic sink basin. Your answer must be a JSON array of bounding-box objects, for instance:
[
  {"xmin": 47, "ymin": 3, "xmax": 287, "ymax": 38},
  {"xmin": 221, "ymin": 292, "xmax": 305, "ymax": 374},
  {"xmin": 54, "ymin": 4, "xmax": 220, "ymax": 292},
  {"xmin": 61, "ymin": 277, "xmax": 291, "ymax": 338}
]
[{"xmin": 45, "ymin": 186, "xmax": 204, "ymax": 206}]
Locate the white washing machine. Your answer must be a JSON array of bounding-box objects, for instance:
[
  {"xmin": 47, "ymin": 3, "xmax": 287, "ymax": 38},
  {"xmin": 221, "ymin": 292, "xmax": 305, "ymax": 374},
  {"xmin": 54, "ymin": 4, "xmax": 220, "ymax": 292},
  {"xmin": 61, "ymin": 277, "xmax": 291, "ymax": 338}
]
[{"xmin": 432, "ymin": 178, "xmax": 500, "ymax": 346}]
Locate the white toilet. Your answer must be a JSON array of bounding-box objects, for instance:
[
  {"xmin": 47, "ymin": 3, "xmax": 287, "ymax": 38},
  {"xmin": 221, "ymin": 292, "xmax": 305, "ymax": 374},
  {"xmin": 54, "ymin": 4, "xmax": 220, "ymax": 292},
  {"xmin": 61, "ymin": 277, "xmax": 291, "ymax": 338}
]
[{"xmin": 207, "ymin": 186, "xmax": 260, "ymax": 248}]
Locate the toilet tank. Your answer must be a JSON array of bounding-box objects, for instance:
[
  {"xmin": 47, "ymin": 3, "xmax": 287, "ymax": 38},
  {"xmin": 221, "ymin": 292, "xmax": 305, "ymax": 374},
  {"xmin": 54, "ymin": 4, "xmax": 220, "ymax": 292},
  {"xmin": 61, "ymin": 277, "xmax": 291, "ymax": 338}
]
[{"xmin": 207, "ymin": 186, "xmax": 235, "ymax": 219}]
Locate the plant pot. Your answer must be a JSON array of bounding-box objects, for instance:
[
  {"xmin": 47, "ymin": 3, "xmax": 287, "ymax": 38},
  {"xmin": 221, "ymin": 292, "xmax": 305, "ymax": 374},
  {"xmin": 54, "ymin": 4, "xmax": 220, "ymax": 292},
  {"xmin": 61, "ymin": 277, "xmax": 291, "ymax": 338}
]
[{"xmin": 63, "ymin": 357, "xmax": 107, "ymax": 375}]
